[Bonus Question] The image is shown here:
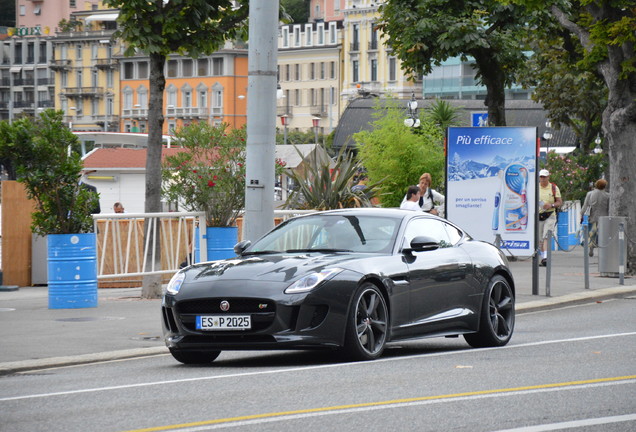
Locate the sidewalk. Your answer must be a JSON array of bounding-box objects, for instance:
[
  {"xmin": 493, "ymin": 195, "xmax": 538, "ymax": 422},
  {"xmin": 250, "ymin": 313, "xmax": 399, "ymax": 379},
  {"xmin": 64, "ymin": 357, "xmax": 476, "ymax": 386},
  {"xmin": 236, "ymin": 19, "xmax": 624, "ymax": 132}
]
[{"xmin": 1, "ymin": 246, "xmax": 634, "ymax": 375}]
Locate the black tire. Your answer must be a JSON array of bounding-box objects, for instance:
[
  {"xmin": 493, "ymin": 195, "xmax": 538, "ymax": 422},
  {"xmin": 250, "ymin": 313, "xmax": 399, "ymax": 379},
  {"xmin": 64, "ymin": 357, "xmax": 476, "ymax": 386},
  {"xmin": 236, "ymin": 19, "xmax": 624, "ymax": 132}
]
[
  {"xmin": 169, "ymin": 349, "xmax": 221, "ymax": 364},
  {"xmin": 342, "ymin": 283, "xmax": 389, "ymax": 361},
  {"xmin": 464, "ymin": 275, "xmax": 515, "ymax": 348}
]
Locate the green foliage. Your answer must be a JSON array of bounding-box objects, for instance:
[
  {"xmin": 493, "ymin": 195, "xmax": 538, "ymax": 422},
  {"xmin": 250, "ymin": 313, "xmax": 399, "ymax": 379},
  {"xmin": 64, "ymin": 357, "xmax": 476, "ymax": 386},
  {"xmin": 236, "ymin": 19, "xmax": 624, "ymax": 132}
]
[
  {"xmin": 541, "ymin": 150, "xmax": 608, "ymax": 203},
  {"xmin": 354, "ymin": 99, "xmax": 445, "ymax": 208},
  {"xmin": 284, "ymin": 146, "xmax": 382, "ymax": 210},
  {"xmin": 0, "ymin": 110, "xmax": 99, "ymax": 235},
  {"xmin": 379, "ymin": 0, "xmax": 535, "ymax": 125},
  {"xmin": 280, "ymin": 0, "xmax": 310, "ymax": 23},
  {"xmin": 58, "ymin": 18, "xmax": 83, "ymax": 32},
  {"xmin": 103, "ymin": 0, "xmax": 249, "ymax": 58},
  {"xmin": 424, "ymin": 99, "xmax": 465, "ymax": 130},
  {"xmin": 162, "ymin": 123, "xmax": 247, "ymax": 227}
]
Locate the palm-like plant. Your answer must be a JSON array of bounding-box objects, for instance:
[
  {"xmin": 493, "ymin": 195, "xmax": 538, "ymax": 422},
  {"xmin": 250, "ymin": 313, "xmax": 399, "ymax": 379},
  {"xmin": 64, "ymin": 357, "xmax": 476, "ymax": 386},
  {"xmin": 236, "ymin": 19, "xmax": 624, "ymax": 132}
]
[
  {"xmin": 284, "ymin": 146, "xmax": 382, "ymax": 210},
  {"xmin": 424, "ymin": 99, "xmax": 464, "ymax": 130}
]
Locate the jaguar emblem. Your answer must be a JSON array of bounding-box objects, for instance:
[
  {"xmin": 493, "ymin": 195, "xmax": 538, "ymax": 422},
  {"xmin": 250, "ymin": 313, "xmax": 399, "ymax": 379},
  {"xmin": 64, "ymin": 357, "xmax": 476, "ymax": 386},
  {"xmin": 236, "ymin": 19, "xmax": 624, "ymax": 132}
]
[{"xmin": 220, "ymin": 300, "xmax": 230, "ymax": 312}]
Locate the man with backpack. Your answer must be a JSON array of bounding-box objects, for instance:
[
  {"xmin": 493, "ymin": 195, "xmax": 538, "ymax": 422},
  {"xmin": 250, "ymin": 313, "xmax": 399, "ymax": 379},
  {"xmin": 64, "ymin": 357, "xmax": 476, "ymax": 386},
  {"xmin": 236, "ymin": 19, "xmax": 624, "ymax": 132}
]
[{"xmin": 538, "ymin": 169, "xmax": 563, "ymax": 266}]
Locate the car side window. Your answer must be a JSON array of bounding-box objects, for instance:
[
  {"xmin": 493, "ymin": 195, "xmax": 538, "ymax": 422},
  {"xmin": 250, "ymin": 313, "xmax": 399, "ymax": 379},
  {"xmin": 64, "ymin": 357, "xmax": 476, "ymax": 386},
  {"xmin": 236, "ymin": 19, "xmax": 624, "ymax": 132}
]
[
  {"xmin": 443, "ymin": 223, "xmax": 463, "ymax": 245},
  {"xmin": 403, "ymin": 218, "xmax": 453, "ymax": 248}
]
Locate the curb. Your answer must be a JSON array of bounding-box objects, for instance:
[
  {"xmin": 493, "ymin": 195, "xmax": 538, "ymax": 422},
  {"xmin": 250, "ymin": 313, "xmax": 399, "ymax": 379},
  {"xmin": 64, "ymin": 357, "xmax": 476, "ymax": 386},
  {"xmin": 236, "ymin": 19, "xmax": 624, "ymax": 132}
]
[{"xmin": 515, "ymin": 285, "xmax": 636, "ymax": 313}]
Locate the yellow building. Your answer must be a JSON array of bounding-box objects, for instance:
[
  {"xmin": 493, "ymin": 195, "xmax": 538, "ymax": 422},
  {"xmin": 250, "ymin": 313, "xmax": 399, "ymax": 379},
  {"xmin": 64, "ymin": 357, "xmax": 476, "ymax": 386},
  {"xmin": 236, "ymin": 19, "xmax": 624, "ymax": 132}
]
[
  {"xmin": 51, "ymin": 9, "xmax": 120, "ymax": 132},
  {"xmin": 341, "ymin": 0, "xmax": 419, "ymax": 101}
]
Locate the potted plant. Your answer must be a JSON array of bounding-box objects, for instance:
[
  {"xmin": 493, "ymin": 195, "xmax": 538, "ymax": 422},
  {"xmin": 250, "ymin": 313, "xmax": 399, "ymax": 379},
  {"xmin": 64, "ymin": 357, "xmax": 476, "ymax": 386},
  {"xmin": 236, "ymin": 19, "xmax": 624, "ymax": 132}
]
[
  {"xmin": 162, "ymin": 122, "xmax": 247, "ymax": 261},
  {"xmin": 0, "ymin": 110, "xmax": 100, "ymax": 308}
]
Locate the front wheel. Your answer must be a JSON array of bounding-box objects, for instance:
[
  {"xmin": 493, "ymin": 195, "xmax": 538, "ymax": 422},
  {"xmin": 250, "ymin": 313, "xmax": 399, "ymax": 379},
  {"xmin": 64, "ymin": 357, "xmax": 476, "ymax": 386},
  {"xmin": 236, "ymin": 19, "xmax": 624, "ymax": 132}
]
[
  {"xmin": 169, "ymin": 349, "xmax": 221, "ymax": 364},
  {"xmin": 342, "ymin": 283, "xmax": 389, "ymax": 361},
  {"xmin": 464, "ymin": 275, "xmax": 515, "ymax": 348}
]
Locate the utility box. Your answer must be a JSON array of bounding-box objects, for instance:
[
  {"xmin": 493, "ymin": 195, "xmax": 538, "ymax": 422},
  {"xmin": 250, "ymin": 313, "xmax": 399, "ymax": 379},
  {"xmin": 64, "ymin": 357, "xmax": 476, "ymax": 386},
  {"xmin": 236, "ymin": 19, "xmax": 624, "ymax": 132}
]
[{"xmin": 598, "ymin": 216, "xmax": 628, "ymax": 277}]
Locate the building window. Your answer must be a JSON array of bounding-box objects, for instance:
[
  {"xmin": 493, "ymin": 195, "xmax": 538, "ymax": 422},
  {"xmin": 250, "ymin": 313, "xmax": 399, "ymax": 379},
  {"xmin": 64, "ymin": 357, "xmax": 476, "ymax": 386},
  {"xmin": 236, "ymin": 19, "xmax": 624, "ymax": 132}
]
[
  {"xmin": 293, "ymin": 26, "xmax": 301, "ymax": 47},
  {"xmin": 295, "ymin": 89, "xmax": 300, "ymax": 106},
  {"xmin": 123, "ymin": 89, "xmax": 133, "ymax": 109},
  {"xmin": 295, "ymin": 64, "xmax": 301, "ymax": 81},
  {"xmin": 212, "ymin": 58, "xmax": 223, "ymax": 75},
  {"xmin": 76, "ymin": 44, "xmax": 82, "ymax": 60},
  {"xmin": 107, "ymin": 69, "xmax": 113, "ymax": 87},
  {"xmin": 166, "ymin": 85, "xmax": 177, "ymax": 107},
  {"xmin": 330, "ymin": 61, "xmax": 335, "ymax": 79},
  {"xmin": 352, "ymin": 24, "xmax": 359, "ymax": 51},
  {"xmin": 197, "ymin": 59, "xmax": 208, "ymax": 76},
  {"xmin": 317, "ymin": 23, "xmax": 324, "ymax": 45},
  {"xmin": 91, "ymin": 68, "xmax": 98, "ymax": 87},
  {"xmin": 183, "ymin": 90, "xmax": 192, "ymax": 107},
  {"xmin": 198, "ymin": 87, "xmax": 207, "ymax": 107},
  {"xmin": 310, "ymin": 63, "xmax": 315, "ymax": 80},
  {"xmin": 212, "ymin": 84, "xmax": 223, "ymax": 114},
  {"xmin": 76, "ymin": 69, "xmax": 82, "ymax": 87},
  {"xmin": 285, "ymin": 64, "xmax": 290, "ymax": 81},
  {"xmin": 138, "ymin": 61, "xmax": 148, "ymax": 79},
  {"xmin": 138, "ymin": 88, "xmax": 148, "ymax": 108},
  {"xmin": 329, "ymin": 22, "xmax": 337, "ymax": 44},
  {"xmin": 124, "ymin": 62, "xmax": 134, "ymax": 79},
  {"xmin": 389, "ymin": 57, "xmax": 397, "ymax": 81},
  {"xmin": 371, "ymin": 59, "xmax": 377, "ymax": 82},
  {"xmin": 167, "ymin": 60, "xmax": 178, "ymax": 78},
  {"xmin": 91, "ymin": 44, "xmax": 98, "ymax": 59},
  {"xmin": 352, "ymin": 60, "xmax": 359, "ymax": 83},
  {"xmin": 282, "ymin": 27, "xmax": 289, "ymax": 48},
  {"xmin": 182, "ymin": 59, "xmax": 193, "ymax": 77},
  {"xmin": 305, "ymin": 24, "xmax": 312, "ymax": 46},
  {"xmin": 320, "ymin": 62, "xmax": 325, "ymax": 80},
  {"xmin": 19, "ymin": 5, "xmax": 26, "ymax": 15}
]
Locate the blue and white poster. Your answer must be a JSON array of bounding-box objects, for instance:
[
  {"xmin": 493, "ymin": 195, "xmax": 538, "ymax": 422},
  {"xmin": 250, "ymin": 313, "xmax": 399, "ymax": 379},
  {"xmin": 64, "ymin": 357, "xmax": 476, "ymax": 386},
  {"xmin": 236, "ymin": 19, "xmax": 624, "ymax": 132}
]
[{"xmin": 446, "ymin": 127, "xmax": 537, "ymax": 256}]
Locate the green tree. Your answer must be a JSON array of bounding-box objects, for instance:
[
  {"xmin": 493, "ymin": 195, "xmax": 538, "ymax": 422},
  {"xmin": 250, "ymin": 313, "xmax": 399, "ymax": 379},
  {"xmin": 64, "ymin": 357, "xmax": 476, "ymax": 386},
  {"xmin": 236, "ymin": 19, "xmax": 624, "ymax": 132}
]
[
  {"xmin": 0, "ymin": 110, "xmax": 99, "ymax": 235},
  {"xmin": 508, "ymin": 0, "xmax": 636, "ymax": 272},
  {"xmin": 354, "ymin": 99, "xmax": 445, "ymax": 208},
  {"xmin": 519, "ymin": 30, "xmax": 606, "ymax": 152},
  {"xmin": 424, "ymin": 99, "xmax": 465, "ymax": 130},
  {"xmin": 378, "ymin": 0, "xmax": 534, "ymax": 126},
  {"xmin": 102, "ymin": 0, "xmax": 249, "ymax": 297},
  {"xmin": 280, "ymin": 0, "xmax": 309, "ymax": 23}
]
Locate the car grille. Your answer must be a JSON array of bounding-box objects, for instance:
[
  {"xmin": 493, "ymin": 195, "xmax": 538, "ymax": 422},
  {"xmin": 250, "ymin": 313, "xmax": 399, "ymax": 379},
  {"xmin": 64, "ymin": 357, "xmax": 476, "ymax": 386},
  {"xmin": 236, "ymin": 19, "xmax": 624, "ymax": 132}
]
[{"xmin": 177, "ymin": 298, "xmax": 275, "ymax": 314}]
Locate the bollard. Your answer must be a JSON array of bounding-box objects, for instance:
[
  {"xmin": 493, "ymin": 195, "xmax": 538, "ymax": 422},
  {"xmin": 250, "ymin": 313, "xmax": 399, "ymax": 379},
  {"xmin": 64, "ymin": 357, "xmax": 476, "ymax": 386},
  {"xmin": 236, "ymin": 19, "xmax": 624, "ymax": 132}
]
[
  {"xmin": 546, "ymin": 229, "xmax": 552, "ymax": 297},
  {"xmin": 583, "ymin": 224, "xmax": 589, "ymax": 290}
]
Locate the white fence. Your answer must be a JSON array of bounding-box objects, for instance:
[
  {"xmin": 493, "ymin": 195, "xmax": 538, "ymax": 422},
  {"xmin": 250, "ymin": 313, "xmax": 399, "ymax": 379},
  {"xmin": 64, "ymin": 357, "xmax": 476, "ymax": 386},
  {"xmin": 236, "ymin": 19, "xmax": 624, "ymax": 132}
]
[{"xmin": 93, "ymin": 210, "xmax": 314, "ymax": 280}]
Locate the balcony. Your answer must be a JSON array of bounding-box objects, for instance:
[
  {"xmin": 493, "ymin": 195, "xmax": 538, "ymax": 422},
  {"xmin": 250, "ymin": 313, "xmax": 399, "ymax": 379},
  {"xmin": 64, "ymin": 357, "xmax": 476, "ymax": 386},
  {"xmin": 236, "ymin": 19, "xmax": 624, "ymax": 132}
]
[
  {"xmin": 37, "ymin": 77, "xmax": 54, "ymax": 86},
  {"xmin": 368, "ymin": 40, "xmax": 378, "ymax": 51},
  {"xmin": 13, "ymin": 101, "xmax": 35, "ymax": 109},
  {"xmin": 0, "ymin": 78, "xmax": 10, "ymax": 87},
  {"xmin": 13, "ymin": 78, "xmax": 35, "ymax": 86},
  {"xmin": 62, "ymin": 86, "xmax": 105, "ymax": 98},
  {"xmin": 121, "ymin": 107, "xmax": 148, "ymax": 119},
  {"xmin": 49, "ymin": 59, "xmax": 72, "ymax": 71},
  {"xmin": 94, "ymin": 58, "xmax": 118, "ymax": 69},
  {"xmin": 310, "ymin": 105, "xmax": 327, "ymax": 117},
  {"xmin": 350, "ymin": 42, "xmax": 360, "ymax": 52},
  {"xmin": 38, "ymin": 100, "xmax": 55, "ymax": 108},
  {"xmin": 277, "ymin": 105, "xmax": 294, "ymax": 117}
]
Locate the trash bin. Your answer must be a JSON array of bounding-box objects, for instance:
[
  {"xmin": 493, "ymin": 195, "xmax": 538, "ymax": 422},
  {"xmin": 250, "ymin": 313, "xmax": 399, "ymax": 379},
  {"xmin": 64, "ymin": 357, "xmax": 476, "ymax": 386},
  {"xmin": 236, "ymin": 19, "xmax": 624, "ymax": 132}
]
[{"xmin": 598, "ymin": 216, "xmax": 628, "ymax": 277}]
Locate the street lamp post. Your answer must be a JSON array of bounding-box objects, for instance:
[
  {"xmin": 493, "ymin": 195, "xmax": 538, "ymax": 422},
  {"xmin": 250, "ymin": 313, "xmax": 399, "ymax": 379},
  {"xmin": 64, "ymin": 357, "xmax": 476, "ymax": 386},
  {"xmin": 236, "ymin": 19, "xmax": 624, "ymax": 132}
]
[
  {"xmin": 542, "ymin": 121, "xmax": 552, "ymax": 154},
  {"xmin": 593, "ymin": 134, "xmax": 603, "ymax": 154},
  {"xmin": 312, "ymin": 116, "xmax": 320, "ymax": 144},
  {"xmin": 403, "ymin": 93, "xmax": 420, "ymax": 128},
  {"xmin": 280, "ymin": 114, "xmax": 289, "ymax": 145}
]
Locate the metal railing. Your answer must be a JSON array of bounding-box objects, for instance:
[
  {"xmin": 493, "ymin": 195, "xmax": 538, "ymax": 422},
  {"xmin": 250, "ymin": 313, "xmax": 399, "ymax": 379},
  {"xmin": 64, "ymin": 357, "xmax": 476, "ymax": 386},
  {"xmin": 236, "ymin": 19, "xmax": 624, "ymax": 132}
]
[{"xmin": 92, "ymin": 210, "xmax": 314, "ymax": 280}]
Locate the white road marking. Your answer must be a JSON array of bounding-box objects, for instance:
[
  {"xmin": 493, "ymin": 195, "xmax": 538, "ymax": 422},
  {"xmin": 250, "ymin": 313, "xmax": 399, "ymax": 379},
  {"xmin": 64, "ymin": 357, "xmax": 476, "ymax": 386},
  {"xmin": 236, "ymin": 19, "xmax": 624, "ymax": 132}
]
[{"xmin": 1, "ymin": 331, "xmax": 635, "ymax": 402}]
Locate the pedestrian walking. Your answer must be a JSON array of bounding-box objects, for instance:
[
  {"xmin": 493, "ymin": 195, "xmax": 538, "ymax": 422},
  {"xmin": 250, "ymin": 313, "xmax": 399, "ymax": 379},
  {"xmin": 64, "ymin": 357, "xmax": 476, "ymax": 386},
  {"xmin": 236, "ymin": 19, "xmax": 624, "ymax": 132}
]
[
  {"xmin": 401, "ymin": 172, "xmax": 445, "ymax": 215},
  {"xmin": 580, "ymin": 178, "xmax": 609, "ymax": 256},
  {"xmin": 538, "ymin": 169, "xmax": 562, "ymax": 266}
]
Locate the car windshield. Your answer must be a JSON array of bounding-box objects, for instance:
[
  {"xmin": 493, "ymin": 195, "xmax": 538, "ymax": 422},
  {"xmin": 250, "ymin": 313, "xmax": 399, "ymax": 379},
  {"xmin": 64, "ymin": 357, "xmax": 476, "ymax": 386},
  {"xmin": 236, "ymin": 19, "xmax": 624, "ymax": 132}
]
[{"xmin": 246, "ymin": 214, "xmax": 401, "ymax": 254}]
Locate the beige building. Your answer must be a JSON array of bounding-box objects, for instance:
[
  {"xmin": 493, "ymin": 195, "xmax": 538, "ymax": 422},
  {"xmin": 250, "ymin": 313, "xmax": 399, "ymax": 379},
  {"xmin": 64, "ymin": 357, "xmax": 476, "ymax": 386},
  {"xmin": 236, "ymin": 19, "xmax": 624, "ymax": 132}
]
[
  {"xmin": 51, "ymin": 8, "xmax": 120, "ymax": 131},
  {"xmin": 341, "ymin": 0, "xmax": 419, "ymax": 101},
  {"xmin": 277, "ymin": 21, "xmax": 343, "ymax": 137}
]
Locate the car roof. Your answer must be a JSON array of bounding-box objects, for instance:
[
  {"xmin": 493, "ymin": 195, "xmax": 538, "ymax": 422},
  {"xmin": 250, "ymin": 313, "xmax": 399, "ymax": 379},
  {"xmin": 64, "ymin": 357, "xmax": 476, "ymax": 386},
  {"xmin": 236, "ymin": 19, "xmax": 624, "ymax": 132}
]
[{"xmin": 296, "ymin": 207, "xmax": 438, "ymax": 220}]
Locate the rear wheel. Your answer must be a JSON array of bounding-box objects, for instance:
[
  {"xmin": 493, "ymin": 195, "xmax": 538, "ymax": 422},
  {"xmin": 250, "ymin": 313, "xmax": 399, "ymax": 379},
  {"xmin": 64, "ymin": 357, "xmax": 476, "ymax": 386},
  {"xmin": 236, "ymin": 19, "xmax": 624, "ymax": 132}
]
[
  {"xmin": 342, "ymin": 283, "xmax": 389, "ymax": 361},
  {"xmin": 464, "ymin": 275, "xmax": 515, "ymax": 348},
  {"xmin": 169, "ymin": 349, "xmax": 221, "ymax": 364}
]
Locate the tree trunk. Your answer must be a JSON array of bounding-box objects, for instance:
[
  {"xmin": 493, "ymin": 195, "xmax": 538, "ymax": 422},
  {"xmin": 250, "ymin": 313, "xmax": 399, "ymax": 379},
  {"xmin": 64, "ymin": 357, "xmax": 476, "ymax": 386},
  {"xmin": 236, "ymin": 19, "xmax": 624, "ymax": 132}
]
[
  {"xmin": 473, "ymin": 52, "xmax": 507, "ymax": 126},
  {"xmin": 141, "ymin": 52, "xmax": 167, "ymax": 299}
]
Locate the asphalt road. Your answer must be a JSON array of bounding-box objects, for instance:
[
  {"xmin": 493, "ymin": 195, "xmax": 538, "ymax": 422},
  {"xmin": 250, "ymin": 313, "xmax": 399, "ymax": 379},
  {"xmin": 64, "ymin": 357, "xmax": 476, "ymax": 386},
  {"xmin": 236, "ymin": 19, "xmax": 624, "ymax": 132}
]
[{"xmin": 1, "ymin": 296, "xmax": 635, "ymax": 432}]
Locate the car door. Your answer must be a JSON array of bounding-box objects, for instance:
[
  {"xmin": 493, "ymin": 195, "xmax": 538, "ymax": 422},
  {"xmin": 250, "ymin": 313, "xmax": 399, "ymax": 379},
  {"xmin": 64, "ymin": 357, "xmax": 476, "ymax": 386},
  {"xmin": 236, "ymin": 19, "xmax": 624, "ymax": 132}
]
[{"xmin": 402, "ymin": 217, "xmax": 474, "ymax": 336}]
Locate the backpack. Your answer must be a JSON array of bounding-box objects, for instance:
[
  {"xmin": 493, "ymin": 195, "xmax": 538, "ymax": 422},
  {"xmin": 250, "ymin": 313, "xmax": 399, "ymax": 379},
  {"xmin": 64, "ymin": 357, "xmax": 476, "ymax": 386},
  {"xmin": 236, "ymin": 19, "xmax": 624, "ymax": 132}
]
[{"xmin": 550, "ymin": 182, "xmax": 560, "ymax": 214}]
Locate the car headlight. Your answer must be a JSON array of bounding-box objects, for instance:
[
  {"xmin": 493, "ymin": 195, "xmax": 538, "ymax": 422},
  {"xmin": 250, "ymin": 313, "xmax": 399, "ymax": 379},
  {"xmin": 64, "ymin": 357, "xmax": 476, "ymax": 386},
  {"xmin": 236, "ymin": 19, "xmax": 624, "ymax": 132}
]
[
  {"xmin": 166, "ymin": 271, "xmax": 186, "ymax": 295},
  {"xmin": 285, "ymin": 268, "xmax": 343, "ymax": 294}
]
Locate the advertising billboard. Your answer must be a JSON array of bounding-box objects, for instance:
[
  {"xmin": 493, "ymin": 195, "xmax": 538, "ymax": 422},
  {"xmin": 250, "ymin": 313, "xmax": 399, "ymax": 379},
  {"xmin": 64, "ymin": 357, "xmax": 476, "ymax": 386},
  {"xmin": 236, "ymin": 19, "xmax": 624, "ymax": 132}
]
[{"xmin": 446, "ymin": 127, "xmax": 537, "ymax": 257}]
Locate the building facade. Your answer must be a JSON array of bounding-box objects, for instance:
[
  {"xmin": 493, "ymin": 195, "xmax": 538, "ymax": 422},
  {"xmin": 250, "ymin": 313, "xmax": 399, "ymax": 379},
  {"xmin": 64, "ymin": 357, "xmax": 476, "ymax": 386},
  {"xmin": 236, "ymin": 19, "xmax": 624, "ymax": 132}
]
[{"xmin": 277, "ymin": 20, "xmax": 343, "ymax": 136}]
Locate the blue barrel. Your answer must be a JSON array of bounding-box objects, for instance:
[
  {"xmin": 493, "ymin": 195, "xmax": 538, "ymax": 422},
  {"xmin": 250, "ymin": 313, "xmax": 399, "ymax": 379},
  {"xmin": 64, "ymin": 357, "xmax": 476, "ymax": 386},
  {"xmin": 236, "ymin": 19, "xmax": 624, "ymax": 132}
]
[
  {"xmin": 48, "ymin": 233, "xmax": 98, "ymax": 309},
  {"xmin": 557, "ymin": 211, "xmax": 569, "ymax": 251},
  {"xmin": 194, "ymin": 226, "xmax": 238, "ymax": 262}
]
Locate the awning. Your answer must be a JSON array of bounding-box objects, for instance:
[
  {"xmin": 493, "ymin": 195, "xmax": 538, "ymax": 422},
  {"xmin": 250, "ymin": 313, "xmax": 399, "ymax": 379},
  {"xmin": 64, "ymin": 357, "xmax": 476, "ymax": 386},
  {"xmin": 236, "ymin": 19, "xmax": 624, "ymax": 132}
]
[
  {"xmin": 10, "ymin": 67, "xmax": 21, "ymax": 73},
  {"xmin": 84, "ymin": 13, "xmax": 119, "ymax": 23}
]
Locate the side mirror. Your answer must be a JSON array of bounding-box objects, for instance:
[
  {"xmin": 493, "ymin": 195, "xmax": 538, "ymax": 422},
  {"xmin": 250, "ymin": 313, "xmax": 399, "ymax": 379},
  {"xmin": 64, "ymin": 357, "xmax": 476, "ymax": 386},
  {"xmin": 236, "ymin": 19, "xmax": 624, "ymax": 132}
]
[
  {"xmin": 233, "ymin": 240, "xmax": 252, "ymax": 255},
  {"xmin": 407, "ymin": 236, "xmax": 439, "ymax": 253}
]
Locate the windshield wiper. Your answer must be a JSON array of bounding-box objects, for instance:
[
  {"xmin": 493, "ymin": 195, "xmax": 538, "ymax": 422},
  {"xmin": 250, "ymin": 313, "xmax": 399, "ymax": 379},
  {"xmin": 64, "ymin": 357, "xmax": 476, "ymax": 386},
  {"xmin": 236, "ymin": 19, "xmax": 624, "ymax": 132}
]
[
  {"xmin": 285, "ymin": 248, "xmax": 353, "ymax": 253},
  {"xmin": 241, "ymin": 250, "xmax": 281, "ymax": 256}
]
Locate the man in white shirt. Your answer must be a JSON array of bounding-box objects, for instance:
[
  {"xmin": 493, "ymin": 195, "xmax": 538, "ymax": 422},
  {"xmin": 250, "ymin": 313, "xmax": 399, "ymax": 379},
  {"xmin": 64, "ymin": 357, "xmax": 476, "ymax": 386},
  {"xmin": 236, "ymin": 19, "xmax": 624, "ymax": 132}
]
[{"xmin": 400, "ymin": 185, "xmax": 422, "ymax": 211}]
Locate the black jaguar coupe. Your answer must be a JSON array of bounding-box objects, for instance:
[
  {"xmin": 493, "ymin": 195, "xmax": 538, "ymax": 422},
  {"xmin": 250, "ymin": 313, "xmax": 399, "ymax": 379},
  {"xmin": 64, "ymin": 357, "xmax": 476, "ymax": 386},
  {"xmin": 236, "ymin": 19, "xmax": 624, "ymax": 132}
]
[{"xmin": 162, "ymin": 208, "xmax": 515, "ymax": 364}]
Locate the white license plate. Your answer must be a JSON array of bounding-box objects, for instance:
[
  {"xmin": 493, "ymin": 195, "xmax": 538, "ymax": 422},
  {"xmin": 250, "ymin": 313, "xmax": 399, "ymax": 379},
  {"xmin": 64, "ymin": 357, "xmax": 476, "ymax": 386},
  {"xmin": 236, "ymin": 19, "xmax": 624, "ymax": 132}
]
[{"xmin": 196, "ymin": 315, "xmax": 251, "ymax": 331}]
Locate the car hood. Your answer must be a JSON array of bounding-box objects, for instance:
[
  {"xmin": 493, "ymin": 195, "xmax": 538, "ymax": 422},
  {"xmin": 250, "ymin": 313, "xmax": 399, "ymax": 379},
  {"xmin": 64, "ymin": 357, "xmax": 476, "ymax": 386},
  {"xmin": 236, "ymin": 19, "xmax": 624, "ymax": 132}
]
[{"xmin": 182, "ymin": 252, "xmax": 369, "ymax": 284}]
